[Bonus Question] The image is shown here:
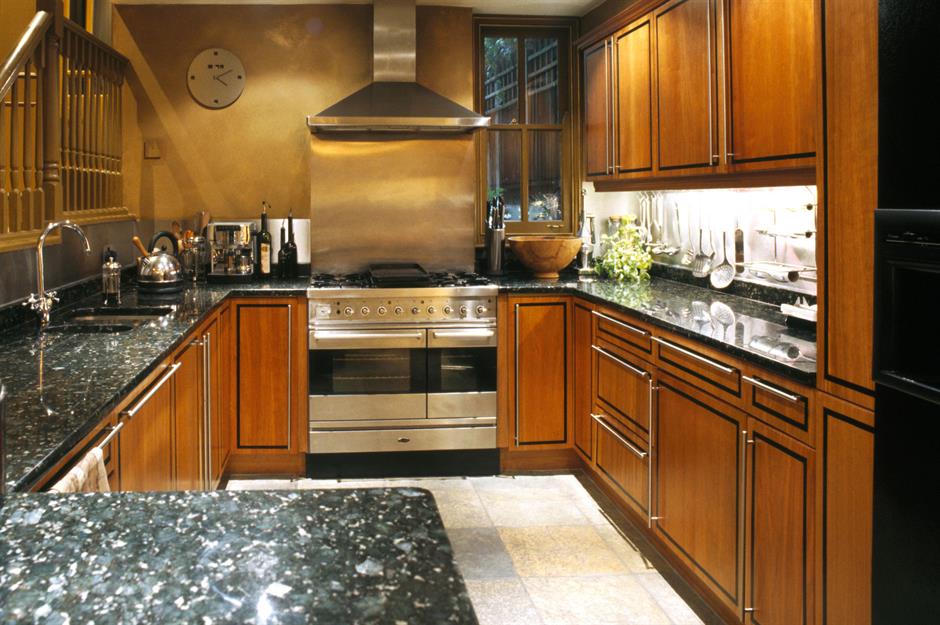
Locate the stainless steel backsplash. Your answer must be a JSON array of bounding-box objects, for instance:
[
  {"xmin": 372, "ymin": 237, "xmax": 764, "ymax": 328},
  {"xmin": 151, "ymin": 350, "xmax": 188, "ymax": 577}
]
[
  {"xmin": 0, "ymin": 219, "xmax": 148, "ymax": 308},
  {"xmin": 308, "ymin": 135, "xmax": 477, "ymax": 274}
]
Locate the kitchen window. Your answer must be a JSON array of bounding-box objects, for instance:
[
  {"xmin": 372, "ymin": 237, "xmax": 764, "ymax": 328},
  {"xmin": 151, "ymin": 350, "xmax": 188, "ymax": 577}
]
[{"xmin": 475, "ymin": 19, "xmax": 578, "ymax": 238}]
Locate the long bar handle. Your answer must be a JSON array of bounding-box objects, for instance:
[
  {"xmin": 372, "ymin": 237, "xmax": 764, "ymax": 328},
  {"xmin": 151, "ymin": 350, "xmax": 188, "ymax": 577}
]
[
  {"xmin": 592, "ymin": 344, "xmax": 651, "ymax": 380},
  {"xmin": 286, "ymin": 304, "xmax": 292, "ymax": 446},
  {"xmin": 431, "ymin": 329, "xmax": 495, "ymax": 339},
  {"xmin": 312, "ymin": 331, "xmax": 424, "ymax": 340},
  {"xmin": 95, "ymin": 421, "xmax": 124, "ymax": 451},
  {"xmin": 591, "ymin": 413, "xmax": 648, "ymax": 459},
  {"xmin": 651, "ymin": 336, "xmax": 736, "ymax": 374},
  {"xmin": 121, "ymin": 363, "xmax": 180, "ymax": 418},
  {"xmin": 742, "ymin": 375, "xmax": 801, "ymax": 403},
  {"xmin": 592, "ymin": 310, "xmax": 650, "ymax": 337}
]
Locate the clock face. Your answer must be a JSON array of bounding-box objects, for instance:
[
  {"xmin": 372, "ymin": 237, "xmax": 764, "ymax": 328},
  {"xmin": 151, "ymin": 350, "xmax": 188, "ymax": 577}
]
[{"xmin": 187, "ymin": 48, "xmax": 245, "ymax": 109}]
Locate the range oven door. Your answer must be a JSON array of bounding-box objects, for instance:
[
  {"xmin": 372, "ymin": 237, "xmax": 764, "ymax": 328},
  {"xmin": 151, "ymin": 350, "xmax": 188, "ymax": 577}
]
[
  {"xmin": 309, "ymin": 328, "xmax": 427, "ymax": 422},
  {"xmin": 427, "ymin": 327, "xmax": 497, "ymax": 419}
]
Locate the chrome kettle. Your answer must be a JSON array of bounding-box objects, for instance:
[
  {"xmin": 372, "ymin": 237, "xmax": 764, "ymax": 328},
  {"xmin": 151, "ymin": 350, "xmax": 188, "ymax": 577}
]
[{"xmin": 137, "ymin": 231, "xmax": 183, "ymax": 293}]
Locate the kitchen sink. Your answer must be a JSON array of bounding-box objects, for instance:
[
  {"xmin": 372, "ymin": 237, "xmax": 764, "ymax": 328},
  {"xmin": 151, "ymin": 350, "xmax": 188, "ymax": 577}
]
[
  {"xmin": 45, "ymin": 323, "xmax": 137, "ymax": 334},
  {"xmin": 63, "ymin": 306, "xmax": 174, "ymax": 326}
]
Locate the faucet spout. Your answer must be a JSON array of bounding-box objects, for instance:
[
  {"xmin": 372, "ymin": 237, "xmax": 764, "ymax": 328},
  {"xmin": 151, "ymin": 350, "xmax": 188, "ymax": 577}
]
[{"xmin": 29, "ymin": 220, "xmax": 92, "ymax": 326}]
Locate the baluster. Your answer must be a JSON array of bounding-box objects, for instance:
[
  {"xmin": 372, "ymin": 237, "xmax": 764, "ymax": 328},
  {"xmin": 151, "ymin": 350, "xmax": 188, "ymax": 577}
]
[
  {"xmin": 10, "ymin": 75, "xmax": 23, "ymax": 232},
  {"xmin": 34, "ymin": 48, "xmax": 45, "ymax": 227},
  {"xmin": 0, "ymin": 88, "xmax": 9, "ymax": 233}
]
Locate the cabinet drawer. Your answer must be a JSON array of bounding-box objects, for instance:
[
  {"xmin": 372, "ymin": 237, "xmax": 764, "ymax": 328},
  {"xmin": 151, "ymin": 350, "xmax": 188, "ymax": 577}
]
[
  {"xmin": 653, "ymin": 335, "xmax": 742, "ymax": 402},
  {"xmin": 594, "ymin": 412, "xmax": 650, "ymax": 519},
  {"xmin": 593, "ymin": 343, "xmax": 654, "ymax": 441},
  {"xmin": 743, "ymin": 373, "xmax": 815, "ymax": 446},
  {"xmin": 593, "ymin": 309, "xmax": 653, "ymax": 360}
]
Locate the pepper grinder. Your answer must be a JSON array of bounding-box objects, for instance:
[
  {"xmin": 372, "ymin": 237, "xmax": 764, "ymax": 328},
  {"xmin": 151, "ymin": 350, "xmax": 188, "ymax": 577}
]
[{"xmin": 102, "ymin": 248, "xmax": 121, "ymax": 305}]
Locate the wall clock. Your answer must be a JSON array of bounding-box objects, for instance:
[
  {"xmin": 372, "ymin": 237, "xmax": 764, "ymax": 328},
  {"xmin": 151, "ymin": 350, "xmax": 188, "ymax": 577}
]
[{"xmin": 187, "ymin": 48, "xmax": 245, "ymax": 109}]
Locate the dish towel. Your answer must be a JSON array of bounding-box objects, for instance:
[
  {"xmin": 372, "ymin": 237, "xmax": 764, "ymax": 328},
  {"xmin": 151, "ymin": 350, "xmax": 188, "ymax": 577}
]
[{"xmin": 48, "ymin": 448, "xmax": 110, "ymax": 493}]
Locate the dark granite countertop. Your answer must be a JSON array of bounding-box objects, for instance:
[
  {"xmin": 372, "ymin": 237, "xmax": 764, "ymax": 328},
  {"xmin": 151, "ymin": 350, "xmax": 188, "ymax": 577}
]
[
  {"xmin": 0, "ymin": 279, "xmax": 308, "ymax": 493},
  {"xmin": 0, "ymin": 488, "xmax": 477, "ymax": 624},
  {"xmin": 494, "ymin": 273, "xmax": 817, "ymax": 385}
]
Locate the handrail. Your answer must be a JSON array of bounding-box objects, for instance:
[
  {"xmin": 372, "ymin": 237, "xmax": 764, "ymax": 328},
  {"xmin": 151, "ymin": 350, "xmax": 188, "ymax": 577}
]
[{"xmin": 0, "ymin": 11, "xmax": 52, "ymax": 102}]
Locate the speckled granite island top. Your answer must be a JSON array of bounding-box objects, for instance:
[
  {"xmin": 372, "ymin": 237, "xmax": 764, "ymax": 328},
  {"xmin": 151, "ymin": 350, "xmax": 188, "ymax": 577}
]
[{"xmin": 0, "ymin": 488, "xmax": 477, "ymax": 625}]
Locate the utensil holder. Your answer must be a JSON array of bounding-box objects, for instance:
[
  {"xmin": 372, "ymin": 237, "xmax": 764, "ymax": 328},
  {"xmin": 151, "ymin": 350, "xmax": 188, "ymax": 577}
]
[{"xmin": 485, "ymin": 227, "xmax": 505, "ymax": 276}]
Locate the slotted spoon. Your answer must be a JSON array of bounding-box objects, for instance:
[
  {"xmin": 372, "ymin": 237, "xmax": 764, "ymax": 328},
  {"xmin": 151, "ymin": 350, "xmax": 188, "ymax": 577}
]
[{"xmin": 710, "ymin": 232, "xmax": 735, "ymax": 289}]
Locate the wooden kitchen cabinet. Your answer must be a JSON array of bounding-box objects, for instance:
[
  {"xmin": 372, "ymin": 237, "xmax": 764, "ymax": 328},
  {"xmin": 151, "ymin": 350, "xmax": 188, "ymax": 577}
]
[
  {"xmin": 725, "ymin": 0, "xmax": 816, "ymax": 167},
  {"xmin": 745, "ymin": 417, "xmax": 815, "ymax": 625},
  {"xmin": 572, "ymin": 301, "xmax": 594, "ymax": 459},
  {"xmin": 653, "ymin": 0, "xmax": 718, "ymax": 172},
  {"xmin": 118, "ymin": 364, "xmax": 176, "ymax": 492},
  {"xmin": 614, "ymin": 14, "xmax": 654, "ymax": 174},
  {"xmin": 173, "ymin": 337, "xmax": 204, "ymax": 491},
  {"xmin": 654, "ymin": 372, "xmax": 745, "ymax": 616},
  {"xmin": 508, "ymin": 296, "xmax": 570, "ymax": 446},
  {"xmin": 583, "ymin": 37, "xmax": 614, "ymax": 178}
]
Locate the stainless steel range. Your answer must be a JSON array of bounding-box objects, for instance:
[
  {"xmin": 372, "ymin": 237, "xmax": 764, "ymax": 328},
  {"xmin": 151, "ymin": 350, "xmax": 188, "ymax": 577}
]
[{"xmin": 306, "ymin": 264, "xmax": 498, "ymax": 454}]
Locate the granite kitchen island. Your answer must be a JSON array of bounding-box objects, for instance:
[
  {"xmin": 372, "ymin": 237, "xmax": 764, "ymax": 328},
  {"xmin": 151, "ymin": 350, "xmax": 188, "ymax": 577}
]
[{"xmin": 0, "ymin": 487, "xmax": 477, "ymax": 624}]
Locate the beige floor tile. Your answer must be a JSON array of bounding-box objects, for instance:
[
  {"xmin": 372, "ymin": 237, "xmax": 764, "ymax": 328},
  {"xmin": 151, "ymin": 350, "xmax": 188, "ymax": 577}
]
[
  {"xmin": 465, "ymin": 579, "xmax": 543, "ymax": 625},
  {"xmin": 225, "ymin": 479, "xmax": 296, "ymax": 491},
  {"xmin": 498, "ymin": 526, "xmax": 627, "ymax": 577},
  {"xmin": 477, "ymin": 488, "xmax": 590, "ymax": 527},
  {"xmin": 434, "ymin": 488, "xmax": 493, "ymax": 529},
  {"xmin": 594, "ymin": 523, "xmax": 654, "ymax": 573},
  {"xmin": 522, "ymin": 575, "xmax": 672, "ymax": 625},
  {"xmin": 636, "ymin": 572, "xmax": 705, "ymax": 625}
]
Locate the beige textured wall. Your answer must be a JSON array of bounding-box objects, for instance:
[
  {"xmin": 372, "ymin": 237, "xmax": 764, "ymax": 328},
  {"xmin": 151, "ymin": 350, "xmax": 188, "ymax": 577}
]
[
  {"xmin": 1, "ymin": 0, "xmax": 36, "ymax": 57},
  {"xmin": 112, "ymin": 4, "xmax": 374, "ymax": 224}
]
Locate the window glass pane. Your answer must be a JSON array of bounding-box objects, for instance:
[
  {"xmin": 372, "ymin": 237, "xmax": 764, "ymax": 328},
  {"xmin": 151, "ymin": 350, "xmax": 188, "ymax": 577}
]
[
  {"xmin": 483, "ymin": 37, "xmax": 519, "ymax": 124},
  {"xmin": 525, "ymin": 37, "xmax": 560, "ymax": 124},
  {"xmin": 488, "ymin": 130, "xmax": 522, "ymax": 222},
  {"xmin": 528, "ymin": 130, "xmax": 562, "ymax": 221}
]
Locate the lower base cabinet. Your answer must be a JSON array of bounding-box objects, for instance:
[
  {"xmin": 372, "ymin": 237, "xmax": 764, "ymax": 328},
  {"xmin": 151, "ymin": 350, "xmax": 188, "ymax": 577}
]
[
  {"xmin": 118, "ymin": 364, "xmax": 177, "ymax": 492},
  {"xmin": 746, "ymin": 417, "xmax": 815, "ymax": 625}
]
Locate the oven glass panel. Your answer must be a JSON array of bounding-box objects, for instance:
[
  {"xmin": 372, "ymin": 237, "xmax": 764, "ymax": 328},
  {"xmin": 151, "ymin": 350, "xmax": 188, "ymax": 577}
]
[
  {"xmin": 428, "ymin": 348, "xmax": 497, "ymax": 394},
  {"xmin": 887, "ymin": 264, "xmax": 940, "ymax": 386},
  {"xmin": 310, "ymin": 349, "xmax": 427, "ymax": 395}
]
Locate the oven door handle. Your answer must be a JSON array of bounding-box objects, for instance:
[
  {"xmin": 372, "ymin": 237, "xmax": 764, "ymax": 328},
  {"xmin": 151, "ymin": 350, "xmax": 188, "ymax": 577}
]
[
  {"xmin": 309, "ymin": 330, "xmax": 427, "ymax": 350},
  {"xmin": 429, "ymin": 328, "xmax": 497, "ymax": 348}
]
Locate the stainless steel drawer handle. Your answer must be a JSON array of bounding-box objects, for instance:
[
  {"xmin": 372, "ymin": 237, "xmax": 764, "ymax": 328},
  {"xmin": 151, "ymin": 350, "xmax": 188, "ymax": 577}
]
[
  {"xmin": 742, "ymin": 375, "xmax": 802, "ymax": 403},
  {"xmin": 591, "ymin": 413, "xmax": 648, "ymax": 459},
  {"xmin": 121, "ymin": 363, "xmax": 181, "ymax": 418},
  {"xmin": 431, "ymin": 330, "xmax": 495, "ymax": 339},
  {"xmin": 592, "ymin": 310, "xmax": 650, "ymax": 337},
  {"xmin": 591, "ymin": 344, "xmax": 651, "ymax": 380},
  {"xmin": 313, "ymin": 331, "xmax": 424, "ymax": 340},
  {"xmin": 651, "ymin": 337, "xmax": 737, "ymax": 375}
]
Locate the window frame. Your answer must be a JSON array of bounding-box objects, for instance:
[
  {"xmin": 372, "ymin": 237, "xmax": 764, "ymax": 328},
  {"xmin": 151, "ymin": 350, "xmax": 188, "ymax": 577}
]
[{"xmin": 473, "ymin": 17, "xmax": 581, "ymax": 243}]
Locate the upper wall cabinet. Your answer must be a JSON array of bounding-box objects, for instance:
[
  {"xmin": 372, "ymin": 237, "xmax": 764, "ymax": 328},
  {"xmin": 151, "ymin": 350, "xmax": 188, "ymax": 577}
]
[{"xmin": 581, "ymin": 0, "xmax": 817, "ymax": 187}]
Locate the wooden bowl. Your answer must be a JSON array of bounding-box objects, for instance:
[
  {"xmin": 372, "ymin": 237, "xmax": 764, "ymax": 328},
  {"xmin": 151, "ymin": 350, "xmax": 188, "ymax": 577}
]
[{"xmin": 508, "ymin": 236, "xmax": 582, "ymax": 279}]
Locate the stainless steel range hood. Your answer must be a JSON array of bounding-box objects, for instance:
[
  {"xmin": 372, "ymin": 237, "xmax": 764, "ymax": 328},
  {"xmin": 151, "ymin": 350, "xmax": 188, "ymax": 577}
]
[{"xmin": 307, "ymin": 0, "xmax": 490, "ymax": 133}]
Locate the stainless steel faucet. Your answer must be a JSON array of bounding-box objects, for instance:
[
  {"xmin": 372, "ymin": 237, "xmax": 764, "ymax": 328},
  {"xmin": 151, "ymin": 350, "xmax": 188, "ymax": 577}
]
[{"xmin": 26, "ymin": 220, "xmax": 91, "ymax": 326}]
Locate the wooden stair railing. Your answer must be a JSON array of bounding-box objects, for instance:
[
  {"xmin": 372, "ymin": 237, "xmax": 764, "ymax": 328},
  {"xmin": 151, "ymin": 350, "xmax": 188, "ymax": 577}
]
[{"xmin": 0, "ymin": 0, "xmax": 128, "ymax": 253}]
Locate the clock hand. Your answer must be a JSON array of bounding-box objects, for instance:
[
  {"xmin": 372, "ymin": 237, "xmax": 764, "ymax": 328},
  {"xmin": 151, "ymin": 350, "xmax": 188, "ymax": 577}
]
[{"xmin": 213, "ymin": 75, "xmax": 229, "ymax": 87}]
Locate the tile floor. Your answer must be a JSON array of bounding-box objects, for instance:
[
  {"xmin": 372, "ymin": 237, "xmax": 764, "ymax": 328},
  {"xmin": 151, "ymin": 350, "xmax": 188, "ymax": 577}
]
[{"xmin": 226, "ymin": 473, "xmax": 724, "ymax": 625}]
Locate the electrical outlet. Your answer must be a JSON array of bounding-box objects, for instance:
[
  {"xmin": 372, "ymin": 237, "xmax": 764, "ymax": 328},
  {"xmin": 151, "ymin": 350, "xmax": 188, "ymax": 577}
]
[{"xmin": 143, "ymin": 141, "xmax": 161, "ymax": 159}]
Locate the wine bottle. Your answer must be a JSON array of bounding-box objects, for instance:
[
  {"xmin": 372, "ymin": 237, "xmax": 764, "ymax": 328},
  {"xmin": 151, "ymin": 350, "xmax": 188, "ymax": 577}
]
[
  {"xmin": 277, "ymin": 223, "xmax": 288, "ymax": 278},
  {"xmin": 285, "ymin": 209, "xmax": 298, "ymax": 279},
  {"xmin": 257, "ymin": 201, "xmax": 273, "ymax": 279}
]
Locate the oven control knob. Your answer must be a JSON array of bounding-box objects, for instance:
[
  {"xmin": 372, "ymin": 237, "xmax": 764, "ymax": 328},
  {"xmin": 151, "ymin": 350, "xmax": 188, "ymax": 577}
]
[
  {"xmin": 377, "ymin": 306, "xmax": 387, "ymax": 316},
  {"xmin": 344, "ymin": 306, "xmax": 354, "ymax": 316},
  {"xmin": 360, "ymin": 306, "xmax": 370, "ymax": 316},
  {"xmin": 476, "ymin": 305, "xmax": 488, "ymax": 316},
  {"xmin": 411, "ymin": 306, "xmax": 420, "ymax": 315},
  {"xmin": 443, "ymin": 305, "xmax": 453, "ymax": 315},
  {"xmin": 427, "ymin": 306, "xmax": 436, "ymax": 314},
  {"xmin": 459, "ymin": 305, "xmax": 468, "ymax": 317},
  {"xmin": 394, "ymin": 306, "xmax": 403, "ymax": 315}
]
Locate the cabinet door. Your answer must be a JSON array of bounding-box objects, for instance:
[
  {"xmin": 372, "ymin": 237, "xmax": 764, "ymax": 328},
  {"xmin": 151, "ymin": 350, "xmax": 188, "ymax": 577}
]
[
  {"xmin": 119, "ymin": 366, "xmax": 176, "ymax": 492},
  {"xmin": 727, "ymin": 0, "xmax": 816, "ymax": 164},
  {"xmin": 654, "ymin": 0, "xmax": 717, "ymax": 170},
  {"xmin": 583, "ymin": 38, "xmax": 613, "ymax": 177},
  {"xmin": 655, "ymin": 374, "xmax": 744, "ymax": 615},
  {"xmin": 615, "ymin": 17, "xmax": 653, "ymax": 173},
  {"xmin": 745, "ymin": 417, "xmax": 815, "ymax": 625},
  {"xmin": 236, "ymin": 302, "xmax": 293, "ymax": 449},
  {"xmin": 512, "ymin": 298, "xmax": 568, "ymax": 445},
  {"xmin": 204, "ymin": 316, "xmax": 228, "ymax": 485},
  {"xmin": 217, "ymin": 305, "xmax": 233, "ymax": 474},
  {"xmin": 572, "ymin": 302, "xmax": 594, "ymax": 459},
  {"xmin": 174, "ymin": 338, "xmax": 204, "ymax": 491}
]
